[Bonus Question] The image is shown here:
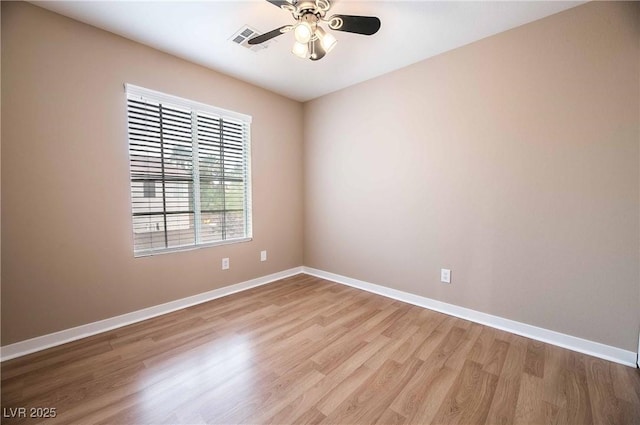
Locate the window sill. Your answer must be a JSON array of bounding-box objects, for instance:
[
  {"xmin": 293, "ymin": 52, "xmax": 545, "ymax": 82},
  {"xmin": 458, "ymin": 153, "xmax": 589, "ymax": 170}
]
[{"xmin": 133, "ymin": 237, "xmax": 253, "ymax": 258}]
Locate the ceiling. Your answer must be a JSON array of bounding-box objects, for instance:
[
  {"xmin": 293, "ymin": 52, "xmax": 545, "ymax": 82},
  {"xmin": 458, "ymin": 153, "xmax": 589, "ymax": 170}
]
[{"xmin": 31, "ymin": 1, "xmax": 584, "ymax": 102}]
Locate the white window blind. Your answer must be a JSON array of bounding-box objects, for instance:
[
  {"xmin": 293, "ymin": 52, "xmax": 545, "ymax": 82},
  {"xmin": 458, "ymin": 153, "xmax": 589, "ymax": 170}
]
[{"xmin": 125, "ymin": 84, "xmax": 252, "ymax": 256}]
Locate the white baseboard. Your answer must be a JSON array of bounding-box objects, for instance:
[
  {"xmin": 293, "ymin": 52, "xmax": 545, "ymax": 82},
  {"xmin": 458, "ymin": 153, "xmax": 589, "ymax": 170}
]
[
  {"xmin": 302, "ymin": 267, "xmax": 638, "ymax": 368},
  {"xmin": 1, "ymin": 267, "xmax": 304, "ymax": 362},
  {"xmin": 3, "ymin": 265, "xmax": 636, "ymax": 368}
]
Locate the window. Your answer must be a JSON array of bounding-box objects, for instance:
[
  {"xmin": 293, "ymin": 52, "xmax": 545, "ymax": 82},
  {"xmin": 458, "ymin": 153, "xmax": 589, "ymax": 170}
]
[{"xmin": 125, "ymin": 84, "xmax": 252, "ymax": 256}]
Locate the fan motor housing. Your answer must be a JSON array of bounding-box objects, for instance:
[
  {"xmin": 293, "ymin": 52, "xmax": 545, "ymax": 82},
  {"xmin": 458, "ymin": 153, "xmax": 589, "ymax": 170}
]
[
  {"xmin": 300, "ymin": 12, "xmax": 319, "ymax": 27},
  {"xmin": 293, "ymin": 0, "xmax": 329, "ymax": 19}
]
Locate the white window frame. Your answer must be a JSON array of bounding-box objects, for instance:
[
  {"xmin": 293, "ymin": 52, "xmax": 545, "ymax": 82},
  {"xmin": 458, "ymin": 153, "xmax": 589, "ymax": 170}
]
[{"xmin": 125, "ymin": 84, "xmax": 253, "ymax": 256}]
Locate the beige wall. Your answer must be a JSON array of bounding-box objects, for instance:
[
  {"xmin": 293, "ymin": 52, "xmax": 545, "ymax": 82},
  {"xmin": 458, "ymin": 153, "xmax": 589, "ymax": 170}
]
[
  {"xmin": 2, "ymin": 1, "xmax": 639, "ymax": 354},
  {"xmin": 304, "ymin": 1, "xmax": 640, "ymax": 351},
  {"xmin": 1, "ymin": 2, "xmax": 304, "ymax": 345}
]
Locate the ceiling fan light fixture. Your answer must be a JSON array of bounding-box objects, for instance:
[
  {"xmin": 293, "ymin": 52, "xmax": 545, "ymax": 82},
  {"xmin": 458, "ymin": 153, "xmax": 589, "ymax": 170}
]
[
  {"xmin": 254, "ymin": 0, "xmax": 380, "ymax": 62},
  {"xmin": 291, "ymin": 41, "xmax": 309, "ymax": 58},
  {"xmin": 315, "ymin": 26, "xmax": 337, "ymax": 53},
  {"xmin": 293, "ymin": 22, "xmax": 313, "ymax": 43}
]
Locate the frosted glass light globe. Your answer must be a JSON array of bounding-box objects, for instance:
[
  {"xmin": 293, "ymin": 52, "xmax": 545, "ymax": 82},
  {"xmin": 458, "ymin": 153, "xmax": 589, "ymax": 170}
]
[
  {"xmin": 292, "ymin": 41, "xmax": 308, "ymax": 58},
  {"xmin": 294, "ymin": 22, "xmax": 313, "ymax": 44}
]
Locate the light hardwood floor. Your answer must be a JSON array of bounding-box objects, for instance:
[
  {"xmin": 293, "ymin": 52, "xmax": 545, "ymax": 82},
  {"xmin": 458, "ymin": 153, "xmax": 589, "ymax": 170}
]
[{"xmin": 2, "ymin": 274, "xmax": 639, "ymax": 424}]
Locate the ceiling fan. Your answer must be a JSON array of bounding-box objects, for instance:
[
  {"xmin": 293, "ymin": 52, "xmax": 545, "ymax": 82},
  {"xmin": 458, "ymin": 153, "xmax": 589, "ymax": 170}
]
[{"xmin": 248, "ymin": 0, "xmax": 381, "ymax": 61}]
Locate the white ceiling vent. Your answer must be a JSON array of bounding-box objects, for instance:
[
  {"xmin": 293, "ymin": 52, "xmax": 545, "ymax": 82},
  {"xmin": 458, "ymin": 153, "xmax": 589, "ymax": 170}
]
[{"xmin": 230, "ymin": 25, "xmax": 273, "ymax": 52}]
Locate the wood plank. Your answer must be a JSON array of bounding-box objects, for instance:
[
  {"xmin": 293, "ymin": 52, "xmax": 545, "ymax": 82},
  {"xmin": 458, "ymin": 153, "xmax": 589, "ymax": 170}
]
[
  {"xmin": 514, "ymin": 372, "xmax": 545, "ymax": 425},
  {"xmin": 389, "ymin": 362, "xmax": 457, "ymax": 423},
  {"xmin": 431, "ymin": 359, "xmax": 499, "ymax": 425},
  {"xmin": 292, "ymin": 407, "xmax": 326, "ymax": 425},
  {"xmin": 320, "ymin": 357, "xmax": 424, "ymax": 424},
  {"xmin": 585, "ymin": 357, "xmax": 629, "ymax": 425},
  {"xmin": 484, "ymin": 334, "xmax": 528, "ymax": 425},
  {"xmin": 375, "ymin": 408, "xmax": 406, "ymax": 425},
  {"xmin": 523, "ymin": 339, "xmax": 546, "ymax": 378},
  {"xmin": 389, "ymin": 322, "xmax": 477, "ymax": 423},
  {"xmin": 315, "ymin": 364, "xmax": 375, "ymax": 416}
]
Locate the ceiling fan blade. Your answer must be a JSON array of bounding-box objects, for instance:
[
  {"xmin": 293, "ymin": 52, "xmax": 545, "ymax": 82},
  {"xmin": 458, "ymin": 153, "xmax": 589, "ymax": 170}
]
[
  {"xmin": 328, "ymin": 15, "xmax": 381, "ymax": 36},
  {"xmin": 265, "ymin": 0, "xmax": 293, "ymax": 8},
  {"xmin": 247, "ymin": 26, "xmax": 289, "ymax": 45}
]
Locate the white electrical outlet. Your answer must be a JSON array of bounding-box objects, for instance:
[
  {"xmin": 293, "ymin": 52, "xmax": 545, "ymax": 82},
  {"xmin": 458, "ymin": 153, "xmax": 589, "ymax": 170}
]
[
  {"xmin": 260, "ymin": 250, "xmax": 267, "ymax": 262},
  {"xmin": 441, "ymin": 269, "xmax": 451, "ymax": 284},
  {"xmin": 222, "ymin": 258, "xmax": 230, "ymax": 270}
]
